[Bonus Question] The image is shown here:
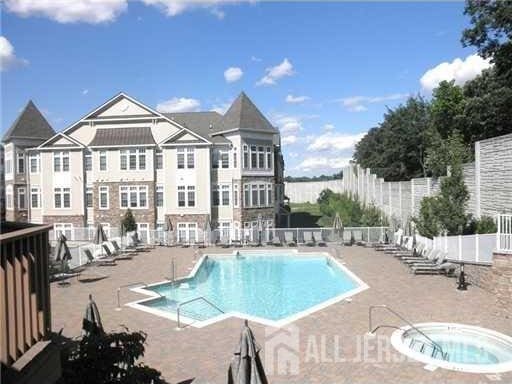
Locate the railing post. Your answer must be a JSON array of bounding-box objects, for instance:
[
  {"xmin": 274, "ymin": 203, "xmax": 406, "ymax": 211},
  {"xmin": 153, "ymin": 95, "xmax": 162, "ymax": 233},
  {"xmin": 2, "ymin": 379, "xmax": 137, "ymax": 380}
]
[
  {"xmin": 475, "ymin": 234, "xmax": 479, "ymax": 263},
  {"xmin": 458, "ymin": 235, "xmax": 462, "ymax": 261},
  {"xmin": 497, "ymin": 215, "xmax": 501, "ymax": 251}
]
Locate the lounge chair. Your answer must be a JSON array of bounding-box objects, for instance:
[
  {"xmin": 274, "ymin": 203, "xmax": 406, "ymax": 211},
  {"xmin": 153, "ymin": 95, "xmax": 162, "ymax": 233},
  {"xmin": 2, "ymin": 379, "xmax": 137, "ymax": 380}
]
[
  {"xmin": 312, "ymin": 231, "xmax": 327, "ymax": 246},
  {"xmin": 384, "ymin": 237, "xmax": 413, "ymax": 254},
  {"xmin": 83, "ymin": 248, "xmax": 116, "ymax": 266},
  {"xmin": 112, "ymin": 240, "xmax": 138, "ymax": 255},
  {"xmin": 302, "ymin": 231, "xmax": 315, "ymax": 246},
  {"xmin": 267, "ymin": 233, "xmax": 283, "ymax": 246},
  {"xmin": 393, "ymin": 242, "xmax": 425, "ymax": 258},
  {"xmin": 102, "ymin": 243, "xmax": 133, "ymax": 260},
  {"xmin": 402, "ymin": 249, "xmax": 441, "ymax": 264},
  {"xmin": 128, "ymin": 235, "xmax": 152, "ymax": 251},
  {"xmin": 411, "ymin": 261, "xmax": 456, "ymax": 275},
  {"xmin": 284, "ymin": 231, "xmax": 296, "ymax": 246}
]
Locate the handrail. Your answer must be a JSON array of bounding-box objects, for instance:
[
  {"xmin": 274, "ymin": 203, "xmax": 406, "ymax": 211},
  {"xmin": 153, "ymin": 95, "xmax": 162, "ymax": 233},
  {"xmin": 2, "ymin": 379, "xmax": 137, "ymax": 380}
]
[
  {"xmin": 368, "ymin": 305, "xmax": 448, "ymax": 360},
  {"xmin": 177, "ymin": 296, "xmax": 224, "ymax": 328},
  {"xmin": 116, "ymin": 281, "xmax": 164, "ymax": 310}
]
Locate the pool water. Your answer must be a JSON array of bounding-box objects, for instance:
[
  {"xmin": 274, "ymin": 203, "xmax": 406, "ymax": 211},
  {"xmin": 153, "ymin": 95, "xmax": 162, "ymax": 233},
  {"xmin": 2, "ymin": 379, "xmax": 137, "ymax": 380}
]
[
  {"xmin": 141, "ymin": 252, "xmax": 361, "ymax": 322},
  {"xmin": 403, "ymin": 326, "xmax": 512, "ymax": 366}
]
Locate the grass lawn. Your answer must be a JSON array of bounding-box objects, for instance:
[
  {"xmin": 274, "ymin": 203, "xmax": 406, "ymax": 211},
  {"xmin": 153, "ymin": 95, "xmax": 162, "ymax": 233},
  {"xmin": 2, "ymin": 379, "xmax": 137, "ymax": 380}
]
[{"xmin": 289, "ymin": 202, "xmax": 331, "ymax": 227}]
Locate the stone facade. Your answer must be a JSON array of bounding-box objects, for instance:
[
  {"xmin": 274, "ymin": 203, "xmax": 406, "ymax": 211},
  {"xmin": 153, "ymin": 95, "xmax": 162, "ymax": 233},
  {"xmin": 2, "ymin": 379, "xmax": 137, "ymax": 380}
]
[
  {"xmin": 93, "ymin": 181, "xmax": 156, "ymax": 229},
  {"xmin": 42, "ymin": 215, "xmax": 85, "ymax": 227},
  {"xmin": 241, "ymin": 207, "xmax": 274, "ymax": 224},
  {"xmin": 465, "ymin": 252, "xmax": 512, "ymax": 319},
  {"xmin": 166, "ymin": 213, "xmax": 209, "ymax": 231}
]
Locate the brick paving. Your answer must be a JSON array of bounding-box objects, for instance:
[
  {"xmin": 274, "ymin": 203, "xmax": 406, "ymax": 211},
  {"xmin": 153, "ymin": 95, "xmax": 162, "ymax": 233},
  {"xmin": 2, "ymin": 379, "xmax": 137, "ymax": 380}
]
[{"xmin": 51, "ymin": 245, "xmax": 512, "ymax": 384}]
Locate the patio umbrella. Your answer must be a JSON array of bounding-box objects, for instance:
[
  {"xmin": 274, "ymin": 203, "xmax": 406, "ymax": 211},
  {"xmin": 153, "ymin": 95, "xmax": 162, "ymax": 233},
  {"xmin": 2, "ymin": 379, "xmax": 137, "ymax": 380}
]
[
  {"xmin": 257, "ymin": 215, "xmax": 263, "ymax": 246},
  {"xmin": 228, "ymin": 320, "xmax": 268, "ymax": 384},
  {"xmin": 165, "ymin": 217, "xmax": 173, "ymax": 246},
  {"xmin": 55, "ymin": 233, "xmax": 73, "ymax": 282},
  {"xmin": 204, "ymin": 215, "xmax": 211, "ymax": 245},
  {"xmin": 94, "ymin": 223, "xmax": 108, "ymax": 257},
  {"xmin": 82, "ymin": 294, "xmax": 103, "ymax": 337}
]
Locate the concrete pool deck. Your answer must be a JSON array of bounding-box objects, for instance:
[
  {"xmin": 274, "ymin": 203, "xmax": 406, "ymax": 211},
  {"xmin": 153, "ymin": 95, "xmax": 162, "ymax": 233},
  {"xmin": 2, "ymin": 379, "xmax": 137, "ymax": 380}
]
[{"xmin": 51, "ymin": 245, "xmax": 512, "ymax": 384}]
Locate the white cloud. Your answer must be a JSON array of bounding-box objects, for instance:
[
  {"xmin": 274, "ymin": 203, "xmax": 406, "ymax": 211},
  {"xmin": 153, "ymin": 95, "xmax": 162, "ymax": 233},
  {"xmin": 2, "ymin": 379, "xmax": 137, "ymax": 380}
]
[
  {"xmin": 82, "ymin": 89, "xmax": 89, "ymax": 95},
  {"xmin": 0, "ymin": 36, "xmax": 28, "ymax": 71},
  {"xmin": 281, "ymin": 135, "xmax": 297, "ymax": 145},
  {"xmin": 256, "ymin": 58, "xmax": 294, "ymax": 86},
  {"xmin": 156, "ymin": 97, "xmax": 201, "ymax": 113},
  {"xmin": 285, "ymin": 94, "xmax": 310, "ymax": 104},
  {"xmin": 251, "ymin": 55, "xmax": 262, "ymax": 62},
  {"xmin": 4, "ymin": 0, "xmax": 128, "ymax": 24},
  {"xmin": 295, "ymin": 156, "xmax": 352, "ymax": 172},
  {"xmin": 308, "ymin": 132, "xmax": 366, "ymax": 152},
  {"xmin": 142, "ymin": 0, "xmax": 239, "ymax": 18},
  {"xmin": 323, "ymin": 124, "xmax": 335, "ymax": 132},
  {"xmin": 210, "ymin": 101, "xmax": 231, "ymax": 115},
  {"xmin": 273, "ymin": 115, "xmax": 303, "ymax": 135},
  {"xmin": 224, "ymin": 66, "xmax": 243, "ymax": 83},
  {"xmin": 420, "ymin": 54, "xmax": 492, "ymax": 92},
  {"xmin": 337, "ymin": 93, "xmax": 408, "ymax": 112},
  {"xmin": 288, "ymin": 152, "xmax": 298, "ymax": 158}
]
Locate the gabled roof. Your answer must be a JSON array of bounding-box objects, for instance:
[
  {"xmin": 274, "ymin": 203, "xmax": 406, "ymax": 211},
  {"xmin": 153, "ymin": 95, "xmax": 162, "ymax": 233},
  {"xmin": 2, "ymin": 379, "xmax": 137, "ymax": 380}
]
[
  {"xmin": 2, "ymin": 100, "xmax": 55, "ymax": 142},
  {"xmin": 164, "ymin": 112, "xmax": 229, "ymax": 144},
  {"xmin": 218, "ymin": 92, "xmax": 277, "ymax": 133},
  {"xmin": 37, "ymin": 132, "xmax": 85, "ymax": 150},
  {"xmin": 89, "ymin": 127, "xmax": 155, "ymax": 147}
]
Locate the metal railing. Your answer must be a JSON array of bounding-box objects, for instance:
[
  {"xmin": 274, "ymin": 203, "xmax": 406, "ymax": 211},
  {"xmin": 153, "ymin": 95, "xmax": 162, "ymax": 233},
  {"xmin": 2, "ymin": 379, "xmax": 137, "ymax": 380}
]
[
  {"xmin": 116, "ymin": 281, "xmax": 162, "ymax": 311},
  {"xmin": 368, "ymin": 305, "xmax": 448, "ymax": 361},
  {"xmin": 497, "ymin": 214, "xmax": 512, "ymax": 252},
  {"xmin": 176, "ymin": 296, "xmax": 224, "ymax": 328}
]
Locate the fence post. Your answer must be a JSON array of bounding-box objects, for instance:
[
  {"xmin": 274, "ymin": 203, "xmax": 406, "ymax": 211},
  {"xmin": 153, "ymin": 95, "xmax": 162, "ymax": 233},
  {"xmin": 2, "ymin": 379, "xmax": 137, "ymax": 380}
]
[
  {"xmin": 497, "ymin": 215, "xmax": 501, "ymax": 251},
  {"xmin": 444, "ymin": 233, "xmax": 448, "ymax": 253},
  {"xmin": 458, "ymin": 235, "xmax": 462, "ymax": 261},
  {"xmin": 475, "ymin": 234, "xmax": 479, "ymax": 263}
]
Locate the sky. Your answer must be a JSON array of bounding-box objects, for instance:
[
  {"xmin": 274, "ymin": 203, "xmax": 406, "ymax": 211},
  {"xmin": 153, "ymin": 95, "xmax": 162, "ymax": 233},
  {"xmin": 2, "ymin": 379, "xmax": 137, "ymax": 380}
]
[{"xmin": 0, "ymin": 1, "xmax": 492, "ymax": 176}]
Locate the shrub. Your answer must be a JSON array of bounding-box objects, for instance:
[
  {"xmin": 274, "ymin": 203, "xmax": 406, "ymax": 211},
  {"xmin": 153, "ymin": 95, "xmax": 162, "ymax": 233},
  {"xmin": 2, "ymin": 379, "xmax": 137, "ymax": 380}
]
[
  {"xmin": 414, "ymin": 197, "xmax": 442, "ymax": 238},
  {"xmin": 121, "ymin": 209, "xmax": 137, "ymax": 232},
  {"xmin": 476, "ymin": 216, "xmax": 497, "ymax": 234}
]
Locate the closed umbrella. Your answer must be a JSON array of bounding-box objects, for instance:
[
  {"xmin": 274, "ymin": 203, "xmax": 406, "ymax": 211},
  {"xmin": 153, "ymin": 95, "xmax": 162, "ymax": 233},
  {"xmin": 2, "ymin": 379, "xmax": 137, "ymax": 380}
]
[
  {"xmin": 55, "ymin": 233, "xmax": 73, "ymax": 285},
  {"xmin": 82, "ymin": 294, "xmax": 103, "ymax": 336},
  {"xmin": 94, "ymin": 223, "xmax": 108, "ymax": 258},
  {"xmin": 333, "ymin": 213, "xmax": 344, "ymax": 242},
  {"xmin": 204, "ymin": 215, "xmax": 211, "ymax": 245},
  {"xmin": 228, "ymin": 320, "xmax": 268, "ymax": 384},
  {"xmin": 257, "ymin": 215, "xmax": 263, "ymax": 246}
]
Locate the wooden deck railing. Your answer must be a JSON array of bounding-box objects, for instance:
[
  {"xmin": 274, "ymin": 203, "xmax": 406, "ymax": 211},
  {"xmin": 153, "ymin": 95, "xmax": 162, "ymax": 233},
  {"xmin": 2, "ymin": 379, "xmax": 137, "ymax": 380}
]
[{"xmin": 0, "ymin": 223, "xmax": 53, "ymax": 367}]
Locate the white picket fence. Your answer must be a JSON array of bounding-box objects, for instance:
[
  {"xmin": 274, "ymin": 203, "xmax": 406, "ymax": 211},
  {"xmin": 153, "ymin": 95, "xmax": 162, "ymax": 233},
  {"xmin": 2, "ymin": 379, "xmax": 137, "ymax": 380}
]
[{"xmin": 416, "ymin": 233, "xmax": 496, "ymax": 264}]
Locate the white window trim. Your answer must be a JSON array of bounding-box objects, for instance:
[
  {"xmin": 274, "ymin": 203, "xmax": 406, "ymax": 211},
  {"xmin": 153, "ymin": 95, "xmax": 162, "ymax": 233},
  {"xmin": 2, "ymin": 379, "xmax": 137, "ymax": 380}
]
[
  {"xmin": 120, "ymin": 148, "xmax": 146, "ymax": 171},
  {"xmin": 54, "ymin": 223, "xmax": 74, "ymax": 241},
  {"xmin": 17, "ymin": 187, "xmax": 26, "ymax": 209},
  {"xmin": 177, "ymin": 185, "xmax": 195, "ymax": 208},
  {"xmin": 156, "ymin": 184, "xmax": 164, "ymax": 208},
  {"xmin": 29, "ymin": 153, "xmax": 40, "ymax": 174},
  {"xmin": 6, "ymin": 185, "xmax": 13, "ymax": 209},
  {"xmin": 16, "ymin": 152, "xmax": 25, "ymax": 174},
  {"xmin": 31, "ymin": 186, "xmax": 41, "ymax": 209},
  {"xmin": 85, "ymin": 186, "xmax": 93, "ymax": 208},
  {"xmin": 177, "ymin": 147, "xmax": 195, "ymax": 169},
  {"xmin": 54, "ymin": 187, "xmax": 71, "ymax": 209},
  {"xmin": 99, "ymin": 185, "xmax": 109, "ymax": 210},
  {"xmin": 99, "ymin": 151, "xmax": 107, "ymax": 172},
  {"xmin": 119, "ymin": 185, "xmax": 149, "ymax": 209},
  {"xmin": 53, "ymin": 151, "xmax": 70, "ymax": 173}
]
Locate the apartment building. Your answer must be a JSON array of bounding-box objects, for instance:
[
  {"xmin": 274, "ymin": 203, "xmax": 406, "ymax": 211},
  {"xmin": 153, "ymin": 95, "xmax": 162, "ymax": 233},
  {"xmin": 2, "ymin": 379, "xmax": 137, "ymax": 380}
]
[{"xmin": 2, "ymin": 92, "xmax": 286, "ymax": 241}]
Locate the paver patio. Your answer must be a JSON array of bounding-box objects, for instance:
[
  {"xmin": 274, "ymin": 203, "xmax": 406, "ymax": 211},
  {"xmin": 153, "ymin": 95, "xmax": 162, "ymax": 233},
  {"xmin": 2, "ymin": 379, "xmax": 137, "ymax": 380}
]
[{"xmin": 51, "ymin": 245, "xmax": 512, "ymax": 384}]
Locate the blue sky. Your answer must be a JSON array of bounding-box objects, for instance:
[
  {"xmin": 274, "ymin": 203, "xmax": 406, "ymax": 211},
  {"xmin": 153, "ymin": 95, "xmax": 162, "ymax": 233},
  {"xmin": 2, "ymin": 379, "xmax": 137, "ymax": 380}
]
[{"xmin": 1, "ymin": 1, "xmax": 490, "ymax": 176}]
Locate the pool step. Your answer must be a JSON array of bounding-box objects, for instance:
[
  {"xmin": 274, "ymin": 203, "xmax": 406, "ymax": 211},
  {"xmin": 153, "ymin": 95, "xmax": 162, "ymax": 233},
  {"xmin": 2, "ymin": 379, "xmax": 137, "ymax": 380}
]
[{"xmin": 409, "ymin": 338, "xmax": 448, "ymax": 360}]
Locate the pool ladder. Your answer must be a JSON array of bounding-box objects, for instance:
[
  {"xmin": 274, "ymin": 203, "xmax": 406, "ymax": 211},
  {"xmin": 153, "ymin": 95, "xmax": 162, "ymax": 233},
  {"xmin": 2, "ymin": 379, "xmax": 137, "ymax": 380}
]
[
  {"xmin": 368, "ymin": 304, "xmax": 449, "ymax": 361},
  {"xmin": 176, "ymin": 296, "xmax": 224, "ymax": 329}
]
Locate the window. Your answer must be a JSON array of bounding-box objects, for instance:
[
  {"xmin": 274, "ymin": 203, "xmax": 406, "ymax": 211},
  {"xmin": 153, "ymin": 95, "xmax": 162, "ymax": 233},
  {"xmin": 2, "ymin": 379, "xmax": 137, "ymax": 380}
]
[
  {"xmin": 17, "ymin": 152, "xmax": 25, "ymax": 174},
  {"xmin": 119, "ymin": 185, "xmax": 148, "ymax": 208},
  {"xmin": 31, "ymin": 187, "xmax": 40, "ymax": 208},
  {"xmin": 222, "ymin": 185, "xmax": 230, "ymax": 206},
  {"xmin": 267, "ymin": 184, "xmax": 273, "ymax": 206},
  {"xmin": 251, "ymin": 145, "xmax": 257, "ymax": 168},
  {"xmin": 212, "ymin": 148, "xmax": 230, "ymax": 168},
  {"xmin": 244, "ymin": 184, "xmax": 250, "ymax": 207},
  {"xmin": 233, "ymin": 148, "xmax": 237, "ymax": 168},
  {"xmin": 177, "ymin": 147, "xmax": 194, "ymax": 169},
  {"xmin": 18, "ymin": 187, "xmax": 26, "ymax": 209},
  {"xmin": 212, "ymin": 185, "xmax": 220, "ymax": 206},
  {"xmin": 259, "ymin": 184, "xmax": 265, "ymax": 206},
  {"xmin": 101, "ymin": 223, "xmax": 111, "ymax": 238},
  {"xmin": 252, "ymin": 185, "xmax": 258, "ymax": 207},
  {"xmin": 156, "ymin": 185, "xmax": 164, "ymax": 207},
  {"xmin": 54, "ymin": 187, "xmax": 71, "ymax": 208},
  {"xmin": 233, "ymin": 184, "xmax": 239, "ymax": 208},
  {"xmin": 6, "ymin": 186, "xmax": 13, "ymax": 209},
  {"xmin": 155, "ymin": 150, "xmax": 163, "ymax": 170},
  {"xmin": 221, "ymin": 150, "xmax": 229, "ymax": 168},
  {"xmin": 120, "ymin": 148, "xmax": 146, "ymax": 170},
  {"xmin": 178, "ymin": 186, "xmax": 186, "ymax": 207},
  {"xmin": 136, "ymin": 223, "xmax": 149, "ymax": 243},
  {"xmin": 218, "ymin": 222, "xmax": 231, "ymax": 240},
  {"xmin": 177, "ymin": 223, "xmax": 197, "ymax": 243},
  {"xmin": 187, "ymin": 186, "xmax": 195, "ymax": 207},
  {"xmin": 258, "ymin": 147, "xmax": 265, "ymax": 169},
  {"xmin": 54, "ymin": 223, "xmax": 73, "ymax": 240},
  {"xmin": 243, "ymin": 145, "xmax": 249, "ymax": 169},
  {"xmin": 99, "ymin": 186, "xmax": 109, "ymax": 209},
  {"xmin": 99, "ymin": 151, "xmax": 107, "ymax": 171},
  {"xmin": 266, "ymin": 147, "xmax": 273, "ymax": 169},
  {"xmin": 177, "ymin": 185, "xmax": 195, "ymax": 207},
  {"xmin": 54, "ymin": 151, "xmax": 69, "ymax": 172},
  {"xmin": 85, "ymin": 187, "xmax": 93, "ymax": 208},
  {"xmin": 30, "ymin": 153, "xmax": 40, "ymax": 173},
  {"xmin": 85, "ymin": 151, "xmax": 92, "ymax": 171},
  {"xmin": 5, "ymin": 153, "xmax": 12, "ymax": 174}
]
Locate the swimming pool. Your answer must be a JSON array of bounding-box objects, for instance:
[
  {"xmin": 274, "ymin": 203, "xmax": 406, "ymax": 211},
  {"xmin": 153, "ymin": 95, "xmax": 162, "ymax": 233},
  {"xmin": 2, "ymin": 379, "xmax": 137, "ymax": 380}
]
[{"xmin": 127, "ymin": 250, "xmax": 368, "ymax": 327}]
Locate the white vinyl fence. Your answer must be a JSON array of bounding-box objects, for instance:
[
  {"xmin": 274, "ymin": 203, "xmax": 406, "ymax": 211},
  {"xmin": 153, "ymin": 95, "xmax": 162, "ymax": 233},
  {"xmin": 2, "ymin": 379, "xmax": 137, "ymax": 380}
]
[
  {"xmin": 497, "ymin": 214, "xmax": 512, "ymax": 252},
  {"xmin": 416, "ymin": 233, "xmax": 496, "ymax": 264}
]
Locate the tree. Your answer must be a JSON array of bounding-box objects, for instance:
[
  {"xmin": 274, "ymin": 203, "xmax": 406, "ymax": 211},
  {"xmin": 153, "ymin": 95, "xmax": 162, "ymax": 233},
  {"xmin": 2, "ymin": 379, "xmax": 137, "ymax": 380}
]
[
  {"xmin": 59, "ymin": 328, "xmax": 164, "ymax": 384},
  {"xmin": 430, "ymin": 80, "xmax": 467, "ymax": 139},
  {"xmin": 425, "ymin": 129, "xmax": 471, "ymax": 177},
  {"xmin": 415, "ymin": 197, "xmax": 442, "ymax": 238},
  {"xmin": 462, "ymin": 0, "xmax": 512, "ymax": 85},
  {"xmin": 121, "ymin": 209, "xmax": 137, "ymax": 232}
]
